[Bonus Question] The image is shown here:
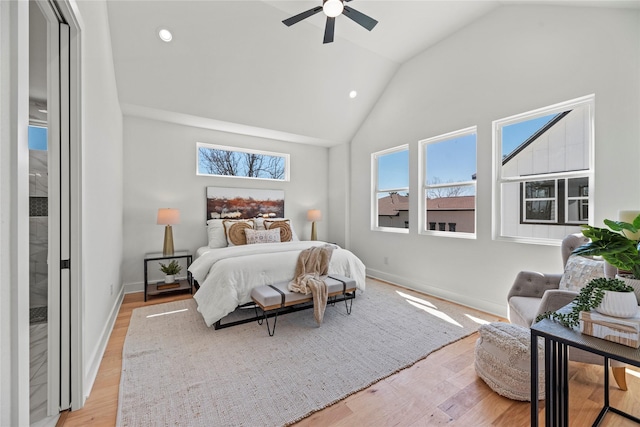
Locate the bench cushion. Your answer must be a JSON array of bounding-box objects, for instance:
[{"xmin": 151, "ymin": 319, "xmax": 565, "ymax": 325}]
[{"xmin": 251, "ymin": 275, "xmax": 356, "ymax": 309}]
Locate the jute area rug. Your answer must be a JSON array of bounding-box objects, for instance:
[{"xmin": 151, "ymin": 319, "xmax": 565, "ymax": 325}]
[{"xmin": 117, "ymin": 279, "xmax": 495, "ymax": 426}]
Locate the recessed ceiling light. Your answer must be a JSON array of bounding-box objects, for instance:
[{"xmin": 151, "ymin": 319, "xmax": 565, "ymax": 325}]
[
  {"xmin": 349, "ymin": 90, "xmax": 357, "ymax": 99},
  {"xmin": 158, "ymin": 28, "xmax": 173, "ymax": 43}
]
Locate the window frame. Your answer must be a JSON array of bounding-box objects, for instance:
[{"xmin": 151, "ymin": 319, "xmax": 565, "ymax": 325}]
[
  {"xmin": 492, "ymin": 94, "xmax": 595, "ymax": 245},
  {"xmin": 196, "ymin": 142, "xmax": 290, "ymax": 182},
  {"xmin": 418, "ymin": 126, "xmax": 477, "ymax": 239},
  {"xmin": 371, "ymin": 144, "xmax": 410, "ymax": 233}
]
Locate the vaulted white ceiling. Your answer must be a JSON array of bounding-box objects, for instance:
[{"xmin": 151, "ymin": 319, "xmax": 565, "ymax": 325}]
[{"xmin": 105, "ymin": 0, "xmax": 639, "ymax": 147}]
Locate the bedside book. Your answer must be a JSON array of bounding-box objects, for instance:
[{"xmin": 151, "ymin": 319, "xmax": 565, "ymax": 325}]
[
  {"xmin": 579, "ymin": 309, "xmax": 640, "ymax": 348},
  {"xmin": 157, "ymin": 281, "xmax": 181, "ymax": 290}
]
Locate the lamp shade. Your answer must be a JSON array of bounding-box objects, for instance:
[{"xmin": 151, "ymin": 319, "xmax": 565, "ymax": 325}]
[
  {"xmin": 157, "ymin": 208, "xmax": 180, "ymax": 225},
  {"xmin": 307, "ymin": 209, "xmax": 322, "ymax": 222}
]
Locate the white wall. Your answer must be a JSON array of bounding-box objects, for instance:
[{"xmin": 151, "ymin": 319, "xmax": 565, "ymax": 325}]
[
  {"xmin": 121, "ymin": 116, "xmax": 329, "ymax": 289},
  {"xmin": 328, "ymin": 142, "xmax": 350, "ymax": 248},
  {"xmin": 344, "ymin": 5, "xmax": 640, "ymax": 317},
  {"xmin": 75, "ymin": 0, "xmax": 124, "ymax": 400},
  {"xmin": 0, "ymin": 1, "xmax": 31, "ymax": 424}
]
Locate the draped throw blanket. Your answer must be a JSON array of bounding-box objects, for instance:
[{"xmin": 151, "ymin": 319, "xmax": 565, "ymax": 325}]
[{"xmin": 288, "ymin": 244, "xmax": 335, "ymax": 324}]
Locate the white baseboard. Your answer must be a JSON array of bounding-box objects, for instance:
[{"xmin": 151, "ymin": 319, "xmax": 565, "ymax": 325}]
[
  {"xmin": 125, "ymin": 281, "xmax": 144, "ymax": 294},
  {"xmin": 366, "ymin": 268, "xmax": 508, "ymax": 319},
  {"xmin": 83, "ymin": 286, "xmax": 124, "ymax": 402}
]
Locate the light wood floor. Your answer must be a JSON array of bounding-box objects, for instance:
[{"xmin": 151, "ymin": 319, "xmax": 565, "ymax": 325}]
[{"xmin": 59, "ymin": 280, "xmax": 640, "ymax": 427}]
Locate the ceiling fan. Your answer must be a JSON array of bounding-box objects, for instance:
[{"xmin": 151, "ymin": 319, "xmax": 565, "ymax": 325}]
[{"xmin": 282, "ymin": 0, "xmax": 378, "ymax": 44}]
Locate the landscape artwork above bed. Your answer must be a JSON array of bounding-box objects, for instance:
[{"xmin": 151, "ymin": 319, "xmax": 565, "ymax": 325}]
[{"xmin": 206, "ymin": 186, "xmax": 284, "ymax": 221}]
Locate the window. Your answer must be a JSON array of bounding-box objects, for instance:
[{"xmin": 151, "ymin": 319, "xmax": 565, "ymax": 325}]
[
  {"xmin": 197, "ymin": 143, "xmax": 289, "ymax": 181},
  {"xmin": 419, "ymin": 127, "xmax": 477, "ymax": 237},
  {"xmin": 372, "ymin": 145, "xmax": 409, "ymax": 232},
  {"xmin": 494, "ymin": 95, "xmax": 594, "ymax": 243}
]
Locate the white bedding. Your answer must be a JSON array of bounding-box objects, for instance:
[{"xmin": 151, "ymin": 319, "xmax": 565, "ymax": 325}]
[{"xmin": 189, "ymin": 241, "xmax": 366, "ymax": 327}]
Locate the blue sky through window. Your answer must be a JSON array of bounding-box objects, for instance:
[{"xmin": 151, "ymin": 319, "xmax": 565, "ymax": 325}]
[
  {"xmin": 377, "ymin": 149, "xmax": 408, "ymax": 190},
  {"xmin": 28, "ymin": 125, "xmax": 48, "ymax": 151},
  {"xmin": 378, "ymin": 116, "xmax": 558, "ymax": 189}
]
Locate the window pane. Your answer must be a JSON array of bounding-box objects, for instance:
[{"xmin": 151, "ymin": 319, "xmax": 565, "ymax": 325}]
[
  {"xmin": 567, "ymin": 177, "xmax": 589, "ymax": 197},
  {"xmin": 425, "ymin": 134, "xmax": 476, "ymax": 185},
  {"xmin": 378, "ymin": 150, "xmax": 409, "ymax": 190},
  {"xmin": 525, "ymin": 200, "xmax": 555, "ymax": 221},
  {"xmin": 525, "ymin": 180, "xmax": 555, "ymax": 199},
  {"xmin": 28, "ymin": 125, "xmax": 48, "ymax": 151},
  {"xmin": 567, "ymin": 199, "xmax": 589, "ymax": 222},
  {"xmin": 377, "ymin": 192, "xmax": 409, "ymax": 229},
  {"xmin": 425, "ymin": 186, "xmax": 475, "ymax": 233},
  {"xmin": 198, "ymin": 145, "xmax": 287, "ymax": 180}
]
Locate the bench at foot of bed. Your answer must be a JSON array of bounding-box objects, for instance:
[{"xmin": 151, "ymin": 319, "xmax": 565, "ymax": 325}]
[{"xmin": 250, "ymin": 275, "xmax": 356, "ymax": 336}]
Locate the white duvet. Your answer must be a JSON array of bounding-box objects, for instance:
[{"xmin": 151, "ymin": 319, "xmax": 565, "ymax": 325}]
[{"xmin": 189, "ymin": 241, "xmax": 366, "ymax": 327}]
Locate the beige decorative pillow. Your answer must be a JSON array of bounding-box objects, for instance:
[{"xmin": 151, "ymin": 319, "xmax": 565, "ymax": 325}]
[
  {"xmin": 558, "ymin": 255, "xmax": 604, "ymax": 292},
  {"xmin": 223, "ymin": 219, "xmax": 254, "ymax": 246},
  {"xmin": 245, "ymin": 228, "xmax": 281, "ymax": 245},
  {"xmin": 264, "ymin": 220, "xmax": 293, "ymax": 242}
]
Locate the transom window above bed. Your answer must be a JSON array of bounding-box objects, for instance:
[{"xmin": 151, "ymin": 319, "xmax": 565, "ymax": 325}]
[{"xmin": 197, "ymin": 142, "xmax": 290, "ymax": 181}]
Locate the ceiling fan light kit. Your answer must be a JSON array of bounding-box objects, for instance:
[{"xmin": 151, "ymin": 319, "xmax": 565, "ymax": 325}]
[
  {"xmin": 283, "ymin": 0, "xmax": 378, "ymax": 44},
  {"xmin": 323, "ymin": 0, "xmax": 344, "ymax": 18}
]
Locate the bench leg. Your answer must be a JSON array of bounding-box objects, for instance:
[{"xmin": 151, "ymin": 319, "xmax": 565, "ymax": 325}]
[
  {"xmin": 344, "ymin": 292, "xmax": 353, "ymax": 315},
  {"xmin": 263, "ymin": 309, "xmax": 279, "ymax": 337}
]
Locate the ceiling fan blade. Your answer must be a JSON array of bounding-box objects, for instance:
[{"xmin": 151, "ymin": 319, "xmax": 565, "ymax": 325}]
[
  {"xmin": 342, "ymin": 5, "xmax": 378, "ymax": 31},
  {"xmin": 282, "ymin": 6, "xmax": 323, "ymax": 27},
  {"xmin": 323, "ymin": 17, "xmax": 335, "ymax": 44}
]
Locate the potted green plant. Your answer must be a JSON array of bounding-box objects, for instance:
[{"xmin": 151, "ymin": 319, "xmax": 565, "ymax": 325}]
[
  {"xmin": 537, "ymin": 278, "xmax": 636, "ymax": 328},
  {"xmin": 159, "ymin": 260, "xmax": 182, "ymax": 284},
  {"xmin": 572, "ymin": 212, "xmax": 640, "ymax": 299},
  {"xmin": 573, "ymin": 213, "xmax": 640, "ymax": 278}
]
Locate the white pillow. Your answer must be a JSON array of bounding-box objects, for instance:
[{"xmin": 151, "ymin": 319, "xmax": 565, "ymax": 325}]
[
  {"xmin": 245, "ymin": 228, "xmax": 281, "ymax": 245},
  {"xmin": 223, "ymin": 219, "xmax": 255, "ymax": 246},
  {"xmin": 206, "ymin": 219, "xmax": 228, "ymax": 248}
]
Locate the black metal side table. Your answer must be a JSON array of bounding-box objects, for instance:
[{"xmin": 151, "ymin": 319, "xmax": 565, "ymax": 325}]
[
  {"xmin": 531, "ymin": 316, "xmax": 640, "ymax": 426},
  {"xmin": 143, "ymin": 251, "xmax": 193, "ymax": 301}
]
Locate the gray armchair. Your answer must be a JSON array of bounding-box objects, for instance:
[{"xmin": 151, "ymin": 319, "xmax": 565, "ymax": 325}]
[{"xmin": 507, "ymin": 233, "xmax": 627, "ymax": 390}]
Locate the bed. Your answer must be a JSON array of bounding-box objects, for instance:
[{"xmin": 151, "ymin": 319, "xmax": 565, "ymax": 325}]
[{"xmin": 188, "ymin": 202, "xmax": 366, "ymax": 327}]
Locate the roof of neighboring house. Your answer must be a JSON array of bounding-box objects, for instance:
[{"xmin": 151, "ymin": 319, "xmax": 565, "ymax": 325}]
[
  {"xmin": 377, "ymin": 194, "xmax": 476, "ymax": 215},
  {"xmin": 502, "ymin": 111, "xmax": 570, "ymax": 165},
  {"xmin": 378, "ymin": 193, "xmax": 409, "ymax": 216},
  {"xmin": 427, "ymin": 196, "xmax": 475, "ymax": 210}
]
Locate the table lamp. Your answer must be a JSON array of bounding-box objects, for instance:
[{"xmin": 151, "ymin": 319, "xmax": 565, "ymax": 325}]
[
  {"xmin": 307, "ymin": 209, "xmax": 322, "ymax": 241},
  {"xmin": 157, "ymin": 208, "xmax": 180, "ymax": 255}
]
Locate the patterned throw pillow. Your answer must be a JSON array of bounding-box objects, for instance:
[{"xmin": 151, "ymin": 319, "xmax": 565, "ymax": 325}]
[
  {"xmin": 558, "ymin": 255, "xmax": 604, "ymax": 292},
  {"xmin": 264, "ymin": 219, "xmax": 293, "ymax": 242},
  {"xmin": 245, "ymin": 228, "xmax": 281, "ymax": 245},
  {"xmin": 222, "ymin": 219, "xmax": 255, "ymax": 246}
]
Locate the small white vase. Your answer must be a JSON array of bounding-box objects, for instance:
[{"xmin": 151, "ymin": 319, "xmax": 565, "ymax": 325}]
[
  {"xmin": 616, "ymin": 273, "xmax": 640, "ymax": 305},
  {"xmin": 595, "ymin": 290, "xmax": 639, "ymax": 318},
  {"xmin": 164, "ymin": 274, "xmax": 175, "ymax": 284}
]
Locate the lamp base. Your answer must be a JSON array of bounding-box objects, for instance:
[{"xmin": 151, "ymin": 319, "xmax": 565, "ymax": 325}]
[
  {"xmin": 310, "ymin": 222, "xmax": 317, "ymax": 241},
  {"xmin": 163, "ymin": 225, "xmax": 174, "ymax": 256}
]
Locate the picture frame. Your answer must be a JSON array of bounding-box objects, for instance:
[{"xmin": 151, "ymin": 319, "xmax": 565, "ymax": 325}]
[{"xmin": 206, "ymin": 187, "xmax": 284, "ymax": 221}]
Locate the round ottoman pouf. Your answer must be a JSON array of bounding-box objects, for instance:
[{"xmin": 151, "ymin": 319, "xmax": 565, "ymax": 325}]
[{"xmin": 474, "ymin": 322, "xmax": 545, "ymax": 401}]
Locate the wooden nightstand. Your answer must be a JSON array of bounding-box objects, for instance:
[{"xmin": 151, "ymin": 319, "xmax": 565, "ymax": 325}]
[{"xmin": 143, "ymin": 251, "xmax": 193, "ymax": 301}]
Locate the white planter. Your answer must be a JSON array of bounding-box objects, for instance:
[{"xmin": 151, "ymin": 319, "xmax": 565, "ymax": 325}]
[
  {"xmin": 595, "ymin": 290, "xmax": 639, "ymax": 318},
  {"xmin": 164, "ymin": 274, "xmax": 175, "ymax": 284},
  {"xmin": 616, "ymin": 274, "xmax": 640, "ymax": 305}
]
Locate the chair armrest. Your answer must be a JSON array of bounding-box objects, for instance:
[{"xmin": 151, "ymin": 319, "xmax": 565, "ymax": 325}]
[
  {"xmin": 507, "ymin": 271, "xmax": 563, "ymax": 300},
  {"xmin": 534, "ymin": 289, "xmax": 578, "ymax": 318}
]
